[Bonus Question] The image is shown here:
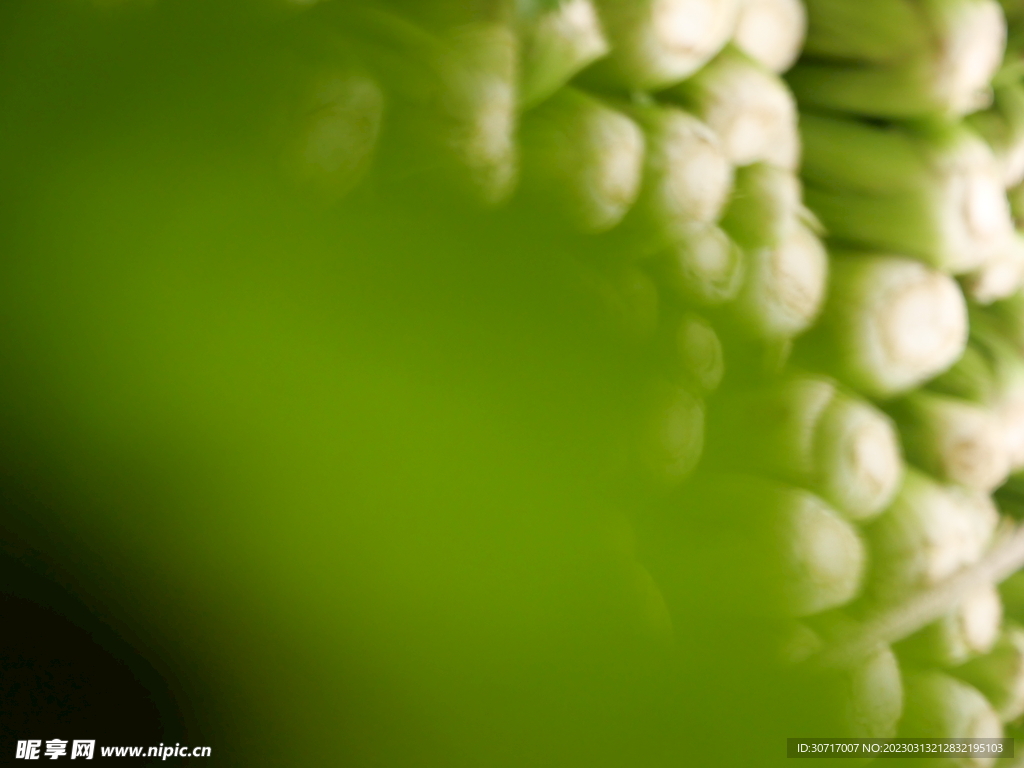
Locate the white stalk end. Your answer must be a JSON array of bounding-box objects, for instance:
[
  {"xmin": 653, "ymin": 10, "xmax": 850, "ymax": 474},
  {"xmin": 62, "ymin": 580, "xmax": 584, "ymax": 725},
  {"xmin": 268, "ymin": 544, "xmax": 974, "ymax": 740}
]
[
  {"xmin": 627, "ymin": 106, "xmax": 734, "ymax": 238},
  {"xmin": 819, "ymin": 255, "xmax": 968, "ymax": 398},
  {"xmin": 441, "ymin": 23, "xmax": 520, "ymax": 205},
  {"xmin": 733, "ymin": 0, "xmax": 807, "ymax": 73},
  {"xmin": 963, "ymin": 232, "xmax": 1024, "ymax": 305},
  {"xmin": 900, "ymin": 670, "xmax": 1002, "ymax": 764},
  {"xmin": 732, "ymin": 222, "xmax": 828, "ymax": 339},
  {"xmin": 519, "ymin": 0, "xmax": 610, "ymax": 108},
  {"xmin": 896, "ymin": 391, "xmax": 1011, "ymax": 492},
  {"xmin": 589, "ymin": 0, "xmax": 742, "ymax": 89},
  {"xmin": 519, "ymin": 88, "xmax": 646, "ymax": 232},
  {"xmin": 666, "ymin": 45, "xmax": 799, "ymax": 169},
  {"xmin": 841, "ymin": 645, "xmax": 904, "ymax": 738},
  {"xmin": 814, "ymin": 392, "xmax": 903, "ymax": 522},
  {"xmin": 866, "ymin": 470, "xmax": 999, "ymax": 604},
  {"xmin": 957, "ymin": 623, "xmax": 1024, "ymax": 723},
  {"xmin": 779, "ymin": 488, "xmax": 865, "ymax": 616},
  {"xmin": 655, "ymin": 224, "xmax": 746, "ymax": 306}
]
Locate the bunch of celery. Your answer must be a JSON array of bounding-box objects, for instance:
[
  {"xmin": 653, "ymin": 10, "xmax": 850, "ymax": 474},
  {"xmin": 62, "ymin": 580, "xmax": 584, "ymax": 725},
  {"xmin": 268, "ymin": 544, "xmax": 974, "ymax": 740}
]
[
  {"xmin": 790, "ymin": 0, "xmax": 1007, "ymax": 118},
  {"xmin": 264, "ymin": 0, "xmax": 1024, "ymax": 752}
]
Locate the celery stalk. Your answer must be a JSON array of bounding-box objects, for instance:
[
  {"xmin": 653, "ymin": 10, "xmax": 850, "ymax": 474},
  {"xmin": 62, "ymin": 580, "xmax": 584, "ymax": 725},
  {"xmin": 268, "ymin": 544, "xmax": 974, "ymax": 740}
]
[
  {"xmin": 888, "ymin": 390, "xmax": 1011, "ymax": 492},
  {"xmin": 636, "ymin": 377, "xmax": 704, "ymax": 486},
  {"xmin": 729, "ymin": 221, "xmax": 829, "ymax": 340},
  {"xmin": 719, "ymin": 162, "xmax": 804, "ymax": 253},
  {"xmin": 899, "ymin": 671, "xmax": 1003, "ymax": 758},
  {"xmin": 340, "ymin": 8, "xmax": 520, "ymax": 204},
  {"xmin": 967, "ymin": 82, "xmax": 1024, "ymax": 188},
  {"xmin": 794, "ymin": 0, "xmax": 1006, "ymax": 118},
  {"xmin": 815, "ymin": 389, "xmax": 905, "ymax": 521},
  {"xmin": 800, "ymin": 114, "xmax": 1014, "ymax": 274},
  {"xmin": 865, "ymin": 470, "xmax": 999, "ymax": 605},
  {"xmin": 652, "ymin": 224, "xmax": 746, "ymax": 306},
  {"xmin": 518, "ymin": 0, "xmax": 609, "ymax": 108},
  {"xmin": 962, "ymin": 232, "xmax": 1024, "ymax": 304},
  {"xmin": 841, "ymin": 646, "xmax": 904, "ymax": 738},
  {"xmin": 897, "ymin": 582, "xmax": 1003, "ymax": 666},
  {"xmin": 669, "ymin": 476, "xmax": 865, "ymax": 617},
  {"xmin": 776, "ymin": 484, "xmax": 867, "ymax": 616},
  {"xmin": 801, "ymin": 254, "xmax": 968, "ymax": 398},
  {"xmin": 930, "ymin": 313, "xmax": 1024, "ymax": 471},
  {"xmin": 618, "ymin": 104, "xmax": 734, "ymax": 247},
  {"xmin": 665, "ymin": 311, "xmax": 725, "ymax": 394},
  {"xmin": 663, "ymin": 45, "xmax": 799, "ymax": 169},
  {"xmin": 518, "ymin": 87, "xmax": 645, "ymax": 232},
  {"xmin": 583, "ymin": 0, "xmax": 741, "ymax": 90},
  {"xmin": 711, "ymin": 374, "xmax": 903, "ymax": 520},
  {"xmin": 733, "ymin": 0, "xmax": 807, "ymax": 74},
  {"xmin": 956, "ymin": 623, "xmax": 1024, "ymax": 722}
]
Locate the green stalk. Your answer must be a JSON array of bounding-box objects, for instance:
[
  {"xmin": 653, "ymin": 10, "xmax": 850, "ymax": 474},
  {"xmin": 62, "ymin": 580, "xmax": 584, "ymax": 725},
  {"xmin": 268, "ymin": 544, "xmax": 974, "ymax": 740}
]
[
  {"xmin": 518, "ymin": 0, "xmax": 609, "ymax": 108},
  {"xmin": 337, "ymin": 7, "xmax": 520, "ymax": 204},
  {"xmin": 930, "ymin": 313, "xmax": 1024, "ymax": 471},
  {"xmin": 777, "ymin": 621, "xmax": 824, "ymax": 664},
  {"xmin": 1010, "ymin": 180, "xmax": 1024, "ymax": 227},
  {"xmin": 800, "ymin": 253, "xmax": 968, "ymax": 398},
  {"xmin": 967, "ymin": 82, "xmax": 1024, "ymax": 188},
  {"xmin": 800, "ymin": 114, "xmax": 1014, "ymax": 274},
  {"xmin": 279, "ymin": 67, "xmax": 385, "ymax": 200},
  {"xmin": 663, "ymin": 45, "xmax": 799, "ymax": 170},
  {"xmin": 800, "ymin": 0, "xmax": 931, "ymax": 63},
  {"xmin": 815, "ymin": 388, "xmax": 905, "ymax": 522},
  {"xmin": 899, "ymin": 671, "xmax": 1003, "ymax": 752},
  {"xmin": 582, "ymin": 0, "xmax": 741, "ymax": 90},
  {"xmin": 669, "ymin": 476, "xmax": 865, "ymax": 617},
  {"xmin": 590, "ymin": 262, "xmax": 661, "ymax": 343},
  {"xmin": 662, "ymin": 311, "xmax": 725, "ymax": 394},
  {"xmin": 887, "ymin": 390, "xmax": 1011, "ymax": 492},
  {"xmin": 962, "ymin": 232, "xmax": 1024, "ymax": 305},
  {"xmin": 897, "ymin": 582, "xmax": 1003, "ymax": 666},
  {"xmin": 733, "ymin": 0, "xmax": 807, "ymax": 74},
  {"xmin": 956, "ymin": 622, "xmax": 1024, "ymax": 722},
  {"xmin": 793, "ymin": 0, "xmax": 1006, "ymax": 118},
  {"xmin": 380, "ymin": 0, "xmax": 519, "ymax": 29},
  {"xmin": 719, "ymin": 162, "xmax": 805, "ymax": 253},
  {"xmin": 618, "ymin": 104, "xmax": 734, "ymax": 248},
  {"xmin": 1001, "ymin": 569, "xmax": 1024, "ymax": 622},
  {"xmin": 518, "ymin": 88, "xmax": 645, "ymax": 232},
  {"xmin": 841, "ymin": 645, "xmax": 905, "ymax": 738},
  {"xmin": 714, "ymin": 374, "xmax": 836, "ymax": 479},
  {"xmin": 986, "ymin": 290, "xmax": 1024, "ymax": 353},
  {"xmin": 729, "ymin": 221, "xmax": 829, "ymax": 340},
  {"xmin": 865, "ymin": 469, "xmax": 999, "ymax": 605},
  {"xmin": 773, "ymin": 483, "xmax": 867, "ymax": 616},
  {"xmin": 652, "ymin": 223, "xmax": 746, "ymax": 306},
  {"xmin": 636, "ymin": 377, "xmax": 704, "ymax": 487},
  {"xmin": 716, "ymin": 164, "xmax": 827, "ymax": 338},
  {"xmin": 807, "ymin": 613, "xmax": 905, "ymax": 738},
  {"xmin": 711, "ymin": 374, "xmax": 903, "ymax": 521}
]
